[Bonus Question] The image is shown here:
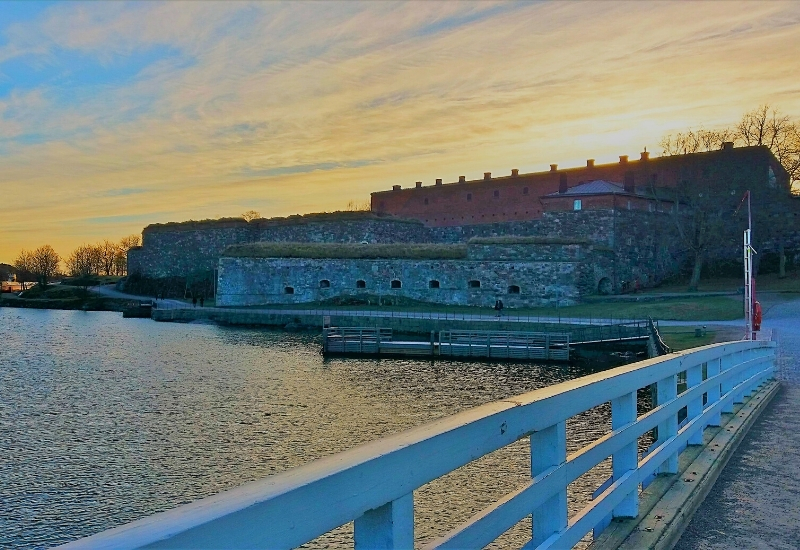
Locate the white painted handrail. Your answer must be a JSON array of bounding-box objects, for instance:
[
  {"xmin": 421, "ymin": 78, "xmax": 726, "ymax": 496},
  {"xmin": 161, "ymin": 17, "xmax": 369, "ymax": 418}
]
[{"xmin": 59, "ymin": 340, "xmax": 775, "ymax": 550}]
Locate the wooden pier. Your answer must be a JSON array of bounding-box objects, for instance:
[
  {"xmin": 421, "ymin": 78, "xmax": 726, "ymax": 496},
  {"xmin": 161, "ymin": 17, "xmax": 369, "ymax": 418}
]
[{"xmin": 323, "ymin": 327, "xmax": 570, "ymax": 361}]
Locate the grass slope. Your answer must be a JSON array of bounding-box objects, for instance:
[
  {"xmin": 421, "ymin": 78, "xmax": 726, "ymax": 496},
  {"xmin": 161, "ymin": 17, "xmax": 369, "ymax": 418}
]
[{"xmin": 224, "ymin": 242, "xmax": 468, "ymax": 260}]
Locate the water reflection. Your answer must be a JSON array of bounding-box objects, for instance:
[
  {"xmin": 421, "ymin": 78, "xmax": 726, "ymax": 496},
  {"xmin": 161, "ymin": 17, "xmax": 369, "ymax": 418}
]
[{"xmin": 0, "ymin": 309, "xmax": 647, "ymax": 549}]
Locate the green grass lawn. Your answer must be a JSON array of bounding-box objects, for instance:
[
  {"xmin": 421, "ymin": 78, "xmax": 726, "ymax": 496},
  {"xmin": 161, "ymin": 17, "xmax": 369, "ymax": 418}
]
[
  {"xmin": 541, "ymin": 296, "xmax": 743, "ymax": 321},
  {"xmin": 646, "ymin": 271, "xmax": 800, "ymax": 293},
  {"xmin": 658, "ymin": 326, "xmax": 717, "ymax": 351}
]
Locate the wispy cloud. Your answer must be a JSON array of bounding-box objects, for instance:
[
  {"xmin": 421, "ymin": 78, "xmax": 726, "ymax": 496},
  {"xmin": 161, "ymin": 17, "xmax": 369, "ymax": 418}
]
[{"xmin": 1, "ymin": 1, "xmax": 799, "ymax": 261}]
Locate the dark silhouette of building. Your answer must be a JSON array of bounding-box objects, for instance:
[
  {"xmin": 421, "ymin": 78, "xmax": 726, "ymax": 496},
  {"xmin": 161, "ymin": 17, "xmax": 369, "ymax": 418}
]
[{"xmin": 371, "ymin": 145, "xmax": 789, "ymax": 226}]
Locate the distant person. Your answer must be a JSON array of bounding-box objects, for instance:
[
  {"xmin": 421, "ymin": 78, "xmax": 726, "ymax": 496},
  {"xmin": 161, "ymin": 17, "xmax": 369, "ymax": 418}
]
[
  {"xmin": 498, "ymin": 299, "xmax": 504, "ymax": 317},
  {"xmin": 200, "ymin": 296, "xmax": 205, "ymax": 307},
  {"xmin": 494, "ymin": 300, "xmax": 500, "ymax": 317},
  {"xmin": 192, "ymin": 296, "xmax": 197, "ymax": 307}
]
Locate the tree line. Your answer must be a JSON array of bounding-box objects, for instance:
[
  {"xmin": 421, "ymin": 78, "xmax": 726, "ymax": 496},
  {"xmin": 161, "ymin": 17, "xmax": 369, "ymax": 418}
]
[
  {"xmin": 660, "ymin": 105, "xmax": 800, "ymax": 186},
  {"xmin": 659, "ymin": 105, "xmax": 800, "ymax": 290},
  {"xmin": 12, "ymin": 234, "xmax": 141, "ymax": 288}
]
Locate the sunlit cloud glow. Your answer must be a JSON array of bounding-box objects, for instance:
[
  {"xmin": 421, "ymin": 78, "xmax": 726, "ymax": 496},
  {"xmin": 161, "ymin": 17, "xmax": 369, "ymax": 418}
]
[{"xmin": 1, "ymin": 1, "xmax": 799, "ymax": 261}]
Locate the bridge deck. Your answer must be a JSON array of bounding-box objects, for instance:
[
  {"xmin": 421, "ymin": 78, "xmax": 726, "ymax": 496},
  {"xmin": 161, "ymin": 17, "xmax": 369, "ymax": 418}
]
[{"xmin": 674, "ymin": 303, "xmax": 800, "ymax": 549}]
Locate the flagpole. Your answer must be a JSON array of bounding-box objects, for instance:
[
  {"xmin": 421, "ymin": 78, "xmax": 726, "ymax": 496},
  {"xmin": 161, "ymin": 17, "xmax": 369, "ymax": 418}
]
[{"xmin": 743, "ymin": 190, "xmax": 753, "ymax": 340}]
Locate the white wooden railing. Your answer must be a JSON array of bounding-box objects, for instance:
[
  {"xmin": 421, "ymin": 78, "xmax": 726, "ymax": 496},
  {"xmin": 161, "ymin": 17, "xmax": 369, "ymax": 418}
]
[{"xmin": 60, "ymin": 340, "xmax": 776, "ymax": 549}]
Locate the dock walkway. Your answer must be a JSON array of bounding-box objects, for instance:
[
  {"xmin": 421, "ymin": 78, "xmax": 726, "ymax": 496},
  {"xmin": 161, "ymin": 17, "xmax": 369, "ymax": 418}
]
[
  {"xmin": 322, "ymin": 327, "xmax": 574, "ymax": 361},
  {"xmin": 674, "ymin": 298, "xmax": 800, "ymax": 549}
]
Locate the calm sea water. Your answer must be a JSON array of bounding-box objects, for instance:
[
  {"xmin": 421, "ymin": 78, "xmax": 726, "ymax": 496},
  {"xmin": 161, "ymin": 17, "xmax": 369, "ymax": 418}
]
[{"xmin": 0, "ymin": 308, "xmax": 642, "ymax": 549}]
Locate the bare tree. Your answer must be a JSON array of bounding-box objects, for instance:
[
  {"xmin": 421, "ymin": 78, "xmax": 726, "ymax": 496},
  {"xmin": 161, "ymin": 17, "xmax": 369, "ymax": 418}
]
[
  {"xmin": 735, "ymin": 106, "xmax": 800, "ymax": 277},
  {"xmin": 345, "ymin": 199, "xmax": 371, "ymax": 211},
  {"xmin": 119, "ymin": 234, "xmax": 141, "ymax": 250},
  {"xmin": 66, "ymin": 245, "xmax": 102, "ymax": 277},
  {"xmin": 13, "ymin": 249, "xmax": 35, "ymax": 290},
  {"xmin": 659, "ymin": 127, "xmax": 738, "ymax": 289},
  {"xmin": 736, "ymin": 105, "xmax": 800, "ymax": 191},
  {"xmin": 31, "ymin": 245, "xmax": 61, "ymax": 286},
  {"xmin": 660, "ymin": 105, "xmax": 800, "ymax": 283},
  {"xmin": 115, "ymin": 234, "xmax": 142, "ymax": 275},
  {"xmin": 659, "ymin": 128, "xmax": 733, "ymax": 156},
  {"xmin": 98, "ymin": 240, "xmax": 118, "ymax": 276},
  {"xmin": 666, "ymin": 177, "xmax": 741, "ymax": 291},
  {"xmin": 241, "ymin": 210, "xmax": 261, "ymax": 222}
]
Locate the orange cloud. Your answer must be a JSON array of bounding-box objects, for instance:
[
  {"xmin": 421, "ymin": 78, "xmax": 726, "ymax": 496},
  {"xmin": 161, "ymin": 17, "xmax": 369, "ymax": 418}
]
[{"xmin": 1, "ymin": 1, "xmax": 799, "ymax": 262}]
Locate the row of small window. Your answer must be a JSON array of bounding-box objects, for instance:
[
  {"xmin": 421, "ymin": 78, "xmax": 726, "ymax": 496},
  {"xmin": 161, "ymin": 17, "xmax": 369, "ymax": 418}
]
[
  {"xmin": 283, "ymin": 280, "xmax": 522, "ymax": 294},
  {"xmin": 424, "ymin": 188, "xmax": 529, "ymax": 204},
  {"xmin": 570, "ymin": 199, "xmax": 662, "ymax": 212}
]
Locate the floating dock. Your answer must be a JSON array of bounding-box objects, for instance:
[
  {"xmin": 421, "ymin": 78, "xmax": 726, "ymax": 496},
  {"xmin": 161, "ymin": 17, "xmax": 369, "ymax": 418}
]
[{"xmin": 323, "ymin": 327, "xmax": 571, "ymax": 361}]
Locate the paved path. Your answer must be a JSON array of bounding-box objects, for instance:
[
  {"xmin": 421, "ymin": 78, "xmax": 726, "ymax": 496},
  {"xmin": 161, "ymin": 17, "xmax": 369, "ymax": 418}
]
[
  {"xmin": 674, "ymin": 298, "xmax": 800, "ymax": 550},
  {"xmin": 90, "ymin": 285, "xmax": 748, "ymax": 329},
  {"xmin": 89, "ymin": 284, "xmax": 186, "ymax": 308}
]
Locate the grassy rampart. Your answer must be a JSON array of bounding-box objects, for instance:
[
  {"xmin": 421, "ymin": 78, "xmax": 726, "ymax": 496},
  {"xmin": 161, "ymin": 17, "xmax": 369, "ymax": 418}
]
[
  {"xmin": 467, "ymin": 236, "xmax": 591, "ymax": 245},
  {"xmin": 223, "ymin": 242, "xmax": 468, "ymax": 260},
  {"xmin": 145, "ymin": 211, "xmax": 424, "ymax": 232}
]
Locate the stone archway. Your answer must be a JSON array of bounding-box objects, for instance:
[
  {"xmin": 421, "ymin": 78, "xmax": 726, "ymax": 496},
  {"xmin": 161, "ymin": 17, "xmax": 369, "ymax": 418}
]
[{"xmin": 597, "ymin": 277, "xmax": 613, "ymax": 295}]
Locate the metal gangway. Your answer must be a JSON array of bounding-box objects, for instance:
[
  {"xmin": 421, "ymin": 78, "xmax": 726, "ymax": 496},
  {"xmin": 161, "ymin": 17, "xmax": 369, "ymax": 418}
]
[
  {"xmin": 322, "ymin": 327, "xmax": 393, "ymax": 354},
  {"xmin": 438, "ymin": 330, "xmax": 570, "ymax": 361}
]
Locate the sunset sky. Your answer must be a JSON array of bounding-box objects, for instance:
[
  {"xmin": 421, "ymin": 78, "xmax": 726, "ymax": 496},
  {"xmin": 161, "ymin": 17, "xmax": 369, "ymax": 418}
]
[{"xmin": 2, "ymin": 1, "xmax": 799, "ymax": 263}]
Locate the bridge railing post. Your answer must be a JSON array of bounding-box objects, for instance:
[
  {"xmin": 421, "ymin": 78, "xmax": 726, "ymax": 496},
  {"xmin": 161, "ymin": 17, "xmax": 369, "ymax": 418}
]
[
  {"xmin": 611, "ymin": 391, "xmax": 639, "ymax": 518},
  {"xmin": 720, "ymin": 354, "xmax": 735, "ymax": 414},
  {"xmin": 733, "ymin": 350, "xmax": 745, "ymax": 404},
  {"xmin": 743, "ymin": 348, "xmax": 756, "ymax": 398},
  {"xmin": 706, "ymin": 358, "xmax": 722, "ymax": 426},
  {"xmin": 687, "ymin": 363, "xmax": 704, "ymax": 445},
  {"xmin": 354, "ymin": 493, "xmax": 414, "ymax": 550},
  {"xmin": 531, "ymin": 421, "xmax": 567, "ymax": 546},
  {"xmin": 656, "ymin": 374, "xmax": 678, "ymax": 474}
]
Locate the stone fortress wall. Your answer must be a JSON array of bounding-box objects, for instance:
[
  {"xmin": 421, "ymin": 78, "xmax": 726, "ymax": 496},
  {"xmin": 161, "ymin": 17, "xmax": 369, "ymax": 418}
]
[
  {"xmin": 217, "ymin": 242, "xmax": 614, "ymax": 308},
  {"xmin": 126, "ymin": 207, "xmax": 684, "ymax": 303},
  {"xmin": 128, "ymin": 214, "xmax": 435, "ymax": 278}
]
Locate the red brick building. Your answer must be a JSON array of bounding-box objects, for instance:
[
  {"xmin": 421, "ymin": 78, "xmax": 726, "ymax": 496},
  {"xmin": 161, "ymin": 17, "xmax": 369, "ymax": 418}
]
[{"xmin": 371, "ymin": 144, "xmax": 788, "ymax": 226}]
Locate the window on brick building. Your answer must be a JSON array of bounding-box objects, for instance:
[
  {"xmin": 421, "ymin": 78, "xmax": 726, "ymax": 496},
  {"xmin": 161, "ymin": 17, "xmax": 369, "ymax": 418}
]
[
  {"xmin": 468, "ymin": 280, "xmax": 481, "ymax": 288},
  {"xmin": 627, "ymin": 200, "xmax": 631, "ymax": 210},
  {"xmin": 508, "ymin": 285, "xmax": 520, "ymax": 294},
  {"xmin": 573, "ymin": 199, "xmax": 582, "ymax": 211},
  {"xmin": 424, "ymin": 198, "xmax": 429, "ymax": 205},
  {"xmin": 284, "ymin": 286, "xmax": 294, "ymax": 294},
  {"xmin": 356, "ymin": 280, "xmax": 366, "ymax": 288},
  {"xmin": 523, "ymin": 187, "xmax": 529, "ymax": 195},
  {"xmin": 493, "ymin": 190, "xmax": 500, "ymax": 198},
  {"xmin": 429, "ymin": 280, "xmax": 440, "ymax": 289},
  {"xmin": 319, "ymin": 279, "xmax": 330, "ymax": 288},
  {"xmin": 467, "ymin": 193, "xmax": 472, "ymax": 201},
  {"xmin": 391, "ymin": 279, "xmax": 402, "ymax": 289}
]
